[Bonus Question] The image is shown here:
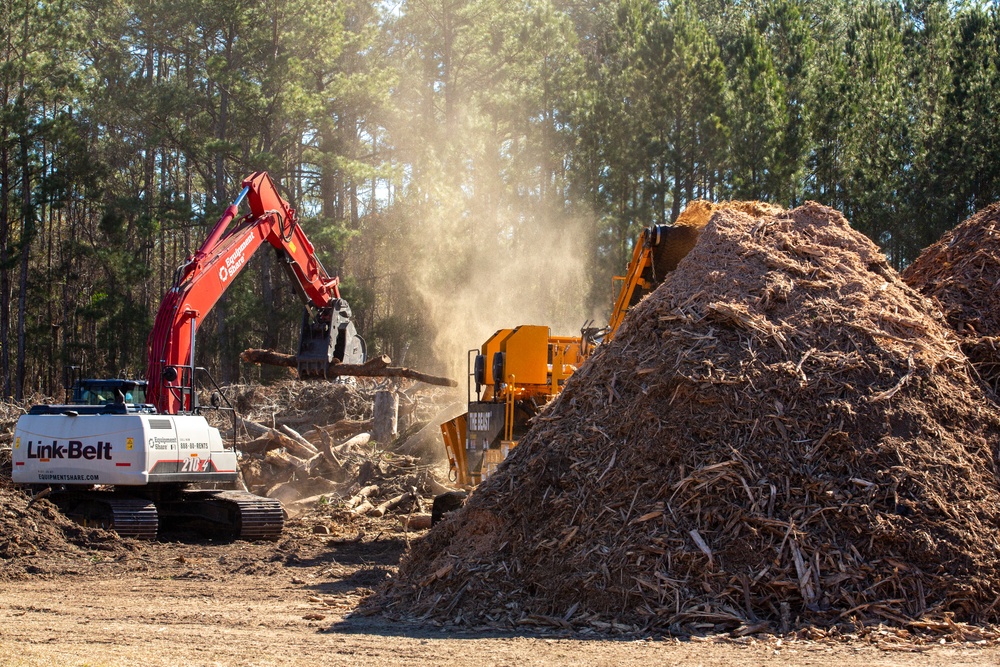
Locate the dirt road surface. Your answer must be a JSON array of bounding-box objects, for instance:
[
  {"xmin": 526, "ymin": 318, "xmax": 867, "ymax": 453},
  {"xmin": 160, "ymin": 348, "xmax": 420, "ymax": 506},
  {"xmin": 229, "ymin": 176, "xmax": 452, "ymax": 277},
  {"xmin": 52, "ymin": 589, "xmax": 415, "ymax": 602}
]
[{"xmin": 2, "ymin": 523, "xmax": 1000, "ymax": 667}]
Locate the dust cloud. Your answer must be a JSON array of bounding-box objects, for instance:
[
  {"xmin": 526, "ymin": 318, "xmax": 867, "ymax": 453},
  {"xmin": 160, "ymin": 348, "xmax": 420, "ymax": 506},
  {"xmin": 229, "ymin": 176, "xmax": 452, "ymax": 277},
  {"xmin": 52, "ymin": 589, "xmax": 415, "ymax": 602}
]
[{"xmin": 407, "ymin": 197, "xmax": 599, "ymax": 380}]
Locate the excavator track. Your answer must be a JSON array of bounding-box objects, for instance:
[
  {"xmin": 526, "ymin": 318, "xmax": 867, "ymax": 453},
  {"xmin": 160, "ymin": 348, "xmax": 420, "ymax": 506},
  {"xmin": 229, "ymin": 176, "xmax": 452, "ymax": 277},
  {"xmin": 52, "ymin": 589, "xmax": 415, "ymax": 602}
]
[
  {"xmin": 211, "ymin": 490, "xmax": 285, "ymax": 540},
  {"xmin": 54, "ymin": 492, "xmax": 159, "ymax": 539},
  {"xmin": 104, "ymin": 497, "xmax": 160, "ymax": 539}
]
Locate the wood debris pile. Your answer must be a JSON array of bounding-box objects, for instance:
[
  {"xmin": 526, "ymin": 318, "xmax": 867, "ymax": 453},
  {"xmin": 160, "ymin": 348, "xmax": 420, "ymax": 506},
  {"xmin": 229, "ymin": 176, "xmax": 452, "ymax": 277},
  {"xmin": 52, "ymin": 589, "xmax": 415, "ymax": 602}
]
[
  {"xmin": 224, "ymin": 380, "xmax": 457, "ymax": 522},
  {"xmin": 238, "ymin": 417, "xmax": 448, "ymax": 517},
  {"xmin": 223, "ymin": 380, "xmax": 375, "ymax": 431},
  {"xmin": 376, "ymin": 202, "xmax": 1000, "ymax": 634},
  {"xmin": 903, "ymin": 203, "xmax": 1000, "ymax": 393}
]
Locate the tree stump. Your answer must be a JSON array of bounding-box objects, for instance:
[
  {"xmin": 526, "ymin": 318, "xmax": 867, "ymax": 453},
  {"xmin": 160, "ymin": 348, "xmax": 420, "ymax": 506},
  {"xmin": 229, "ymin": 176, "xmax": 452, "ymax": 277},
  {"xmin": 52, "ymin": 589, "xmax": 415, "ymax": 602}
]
[{"xmin": 372, "ymin": 390, "xmax": 399, "ymax": 445}]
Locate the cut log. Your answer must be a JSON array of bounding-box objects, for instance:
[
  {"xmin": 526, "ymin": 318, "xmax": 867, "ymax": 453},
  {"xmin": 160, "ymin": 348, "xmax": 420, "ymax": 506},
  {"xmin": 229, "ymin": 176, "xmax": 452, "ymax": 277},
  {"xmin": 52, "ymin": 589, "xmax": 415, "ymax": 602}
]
[
  {"xmin": 352, "ymin": 499, "xmax": 375, "ymax": 515},
  {"xmin": 400, "ymin": 514, "xmax": 433, "ymax": 531},
  {"xmin": 285, "ymin": 494, "xmax": 335, "ymax": 518},
  {"xmin": 324, "ymin": 419, "xmax": 374, "ymax": 438},
  {"xmin": 333, "ymin": 433, "xmax": 371, "ymax": 454},
  {"xmin": 372, "ymin": 390, "xmax": 399, "ymax": 444},
  {"xmin": 370, "ymin": 491, "xmax": 416, "ymax": 518},
  {"xmin": 238, "ymin": 418, "xmax": 317, "ymax": 460},
  {"xmin": 301, "ymin": 419, "xmax": 374, "ymax": 449},
  {"xmin": 239, "ymin": 436, "xmax": 281, "ymax": 457},
  {"xmin": 280, "ymin": 424, "xmax": 319, "ymax": 456},
  {"xmin": 264, "ymin": 448, "xmax": 310, "ymax": 473},
  {"xmin": 347, "ymin": 484, "xmax": 380, "ymax": 509},
  {"xmin": 241, "ymin": 348, "xmax": 458, "ymax": 387},
  {"xmin": 313, "ymin": 430, "xmax": 342, "ymax": 470},
  {"xmin": 305, "ymin": 452, "xmax": 326, "ymax": 476}
]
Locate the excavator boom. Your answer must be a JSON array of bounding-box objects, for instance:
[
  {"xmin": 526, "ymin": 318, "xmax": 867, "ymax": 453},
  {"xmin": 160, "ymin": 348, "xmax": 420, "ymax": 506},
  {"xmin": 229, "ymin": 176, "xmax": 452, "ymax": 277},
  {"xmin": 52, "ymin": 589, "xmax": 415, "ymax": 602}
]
[{"xmin": 147, "ymin": 171, "xmax": 364, "ymax": 413}]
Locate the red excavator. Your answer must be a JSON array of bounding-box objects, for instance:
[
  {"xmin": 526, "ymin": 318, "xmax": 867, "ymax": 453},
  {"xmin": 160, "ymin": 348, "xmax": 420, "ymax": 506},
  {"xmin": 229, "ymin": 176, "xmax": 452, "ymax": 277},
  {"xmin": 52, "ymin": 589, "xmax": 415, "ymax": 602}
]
[{"xmin": 12, "ymin": 171, "xmax": 364, "ymax": 539}]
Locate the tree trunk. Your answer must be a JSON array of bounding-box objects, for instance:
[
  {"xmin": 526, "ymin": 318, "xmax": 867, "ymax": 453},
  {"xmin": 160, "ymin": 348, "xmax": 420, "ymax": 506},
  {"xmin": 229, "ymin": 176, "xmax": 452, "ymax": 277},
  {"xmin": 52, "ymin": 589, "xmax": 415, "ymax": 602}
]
[
  {"xmin": 214, "ymin": 28, "xmax": 233, "ymax": 384},
  {"xmin": 0, "ymin": 137, "xmax": 10, "ymax": 397},
  {"xmin": 16, "ymin": 123, "xmax": 30, "ymax": 399},
  {"xmin": 372, "ymin": 390, "xmax": 398, "ymax": 445}
]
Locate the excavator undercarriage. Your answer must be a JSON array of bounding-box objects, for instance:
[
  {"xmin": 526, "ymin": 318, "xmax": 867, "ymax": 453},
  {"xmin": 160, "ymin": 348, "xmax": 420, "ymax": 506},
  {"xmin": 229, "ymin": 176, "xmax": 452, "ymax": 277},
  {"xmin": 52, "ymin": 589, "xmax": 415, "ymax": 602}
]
[{"xmin": 42, "ymin": 488, "xmax": 284, "ymax": 540}]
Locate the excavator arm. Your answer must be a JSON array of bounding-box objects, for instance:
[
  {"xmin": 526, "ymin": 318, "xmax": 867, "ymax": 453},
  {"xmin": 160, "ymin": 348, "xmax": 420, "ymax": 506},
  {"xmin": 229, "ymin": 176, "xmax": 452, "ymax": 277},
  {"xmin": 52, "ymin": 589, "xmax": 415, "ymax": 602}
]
[{"xmin": 146, "ymin": 171, "xmax": 364, "ymax": 414}]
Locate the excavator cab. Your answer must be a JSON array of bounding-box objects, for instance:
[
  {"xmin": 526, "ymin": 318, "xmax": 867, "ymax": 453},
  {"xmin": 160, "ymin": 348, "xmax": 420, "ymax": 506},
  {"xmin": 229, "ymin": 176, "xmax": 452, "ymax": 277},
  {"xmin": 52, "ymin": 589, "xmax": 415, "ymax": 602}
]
[{"xmin": 62, "ymin": 367, "xmax": 149, "ymax": 407}]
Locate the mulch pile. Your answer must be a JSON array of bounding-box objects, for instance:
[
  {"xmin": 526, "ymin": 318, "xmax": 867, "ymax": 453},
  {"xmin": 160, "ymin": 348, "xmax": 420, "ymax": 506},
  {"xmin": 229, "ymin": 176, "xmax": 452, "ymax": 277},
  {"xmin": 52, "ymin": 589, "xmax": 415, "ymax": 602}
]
[
  {"xmin": 903, "ymin": 203, "xmax": 1000, "ymax": 393},
  {"xmin": 375, "ymin": 202, "xmax": 1000, "ymax": 635}
]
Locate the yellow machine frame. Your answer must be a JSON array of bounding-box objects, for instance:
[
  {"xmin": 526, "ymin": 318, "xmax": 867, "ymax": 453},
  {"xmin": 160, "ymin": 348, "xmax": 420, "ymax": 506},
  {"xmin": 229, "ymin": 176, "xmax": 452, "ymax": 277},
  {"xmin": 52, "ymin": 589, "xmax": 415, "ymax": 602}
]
[{"xmin": 441, "ymin": 326, "xmax": 586, "ymax": 487}]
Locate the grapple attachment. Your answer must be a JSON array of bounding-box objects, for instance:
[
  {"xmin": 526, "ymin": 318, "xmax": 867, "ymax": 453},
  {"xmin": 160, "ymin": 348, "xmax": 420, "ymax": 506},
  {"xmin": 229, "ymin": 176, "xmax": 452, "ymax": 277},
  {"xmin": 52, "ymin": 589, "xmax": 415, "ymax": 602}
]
[{"xmin": 297, "ymin": 299, "xmax": 366, "ymax": 378}]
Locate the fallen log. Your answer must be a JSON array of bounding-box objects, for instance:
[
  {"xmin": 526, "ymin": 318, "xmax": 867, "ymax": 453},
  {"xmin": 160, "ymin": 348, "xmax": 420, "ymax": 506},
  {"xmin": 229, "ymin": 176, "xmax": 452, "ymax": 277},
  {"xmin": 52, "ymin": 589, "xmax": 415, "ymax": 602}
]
[
  {"xmin": 238, "ymin": 418, "xmax": 317, "ymax": 460},
  {"xmin": 280, "ymin": 424, "xmax": 320, "ymax": 456},
  {"xmin": 347, "ymin": 484, "xmax": 381, "ymax": 509},
  {"xmin": 324, "ymin": 419, "xmax": 374, "ymax": 438},
  {"xmin": 240, "ymin": 349, "xmax": 458, "ymax": 387},
  {"xmin": 239, "ymin": 436, "xmax": 282, "ymax": 457},
  {"xmin": 285, "ymin": 494, "xmax": 334, "ymax": 518},
  {"xmin": 265, "ymin": 448, "xmax": 310, "ymax": 473},
  {"xmin": 301, "ymin": 419, "xmax": 372, "ymax": 446},
  {"xmin": 312, "ymin": 430, "xmax": 342, "ymax": 473},
  {"xmin": 370, "ymin": 491, "xmax": 416, "ymax": 518},
  {"xmin": 352, "ymin": 499, "xmax": 375, "ymax": 515},
  {"xmin": 333, "ymin": 433, "xmax": 371, "ymax": 454},
  {"xmin": 400, "ymin": 514, "xmax": 433, "ymax": 531},
  {"xmin": 309, "ymin": 430, "xmax": 370, "ymax": 477}
]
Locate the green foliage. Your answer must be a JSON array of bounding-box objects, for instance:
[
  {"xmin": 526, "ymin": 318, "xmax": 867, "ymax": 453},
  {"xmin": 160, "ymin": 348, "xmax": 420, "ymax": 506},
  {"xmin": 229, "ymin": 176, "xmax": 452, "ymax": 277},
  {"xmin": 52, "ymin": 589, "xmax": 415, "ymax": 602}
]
[{"xmin": 3, "ymin": 0, "xmax": 1000, "ymax": 393}]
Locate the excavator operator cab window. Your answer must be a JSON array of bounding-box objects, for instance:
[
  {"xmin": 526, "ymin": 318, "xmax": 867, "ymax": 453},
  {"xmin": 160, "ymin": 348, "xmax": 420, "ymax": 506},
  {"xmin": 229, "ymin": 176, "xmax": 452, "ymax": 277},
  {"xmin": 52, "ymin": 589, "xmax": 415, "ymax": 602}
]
[
  {"xmin": 79, "ymin": 389, "xmax": 116, "ymax": 405},
  {"xmin": 73, "ymin": 381, "xmax": 147, "ymax": 406}
]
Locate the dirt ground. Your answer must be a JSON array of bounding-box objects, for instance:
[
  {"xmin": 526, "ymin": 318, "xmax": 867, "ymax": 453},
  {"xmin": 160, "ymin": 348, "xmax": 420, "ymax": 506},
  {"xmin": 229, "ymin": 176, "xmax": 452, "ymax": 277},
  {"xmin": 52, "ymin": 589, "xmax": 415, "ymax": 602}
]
[{"xmin": 2, "ymin": 521, "xmax": 1000, "ymax": 667}]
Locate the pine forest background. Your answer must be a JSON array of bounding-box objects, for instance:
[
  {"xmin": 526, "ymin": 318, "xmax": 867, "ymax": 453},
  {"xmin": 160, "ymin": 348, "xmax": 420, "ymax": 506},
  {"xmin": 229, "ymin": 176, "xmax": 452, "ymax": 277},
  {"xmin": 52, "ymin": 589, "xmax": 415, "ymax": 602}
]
[{"xmin": 2, "ymin": 0, "xmax": 999, "ymax": 398}]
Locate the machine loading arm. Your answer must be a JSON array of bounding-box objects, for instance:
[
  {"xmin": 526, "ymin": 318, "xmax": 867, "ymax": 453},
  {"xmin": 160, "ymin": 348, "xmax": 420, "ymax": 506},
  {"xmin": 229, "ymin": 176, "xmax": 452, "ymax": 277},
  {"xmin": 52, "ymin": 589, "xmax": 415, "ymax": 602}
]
[
  {"xmin": 605, "ymin": 224, "xmax": 699, "ymax": 342},
  {"xmin": 606, "ymin": 227, "xmax": 659, "ymax": 341},
  {"xmin": 146, "ymin": 171, "xmax": 364, "ymax": 414}
]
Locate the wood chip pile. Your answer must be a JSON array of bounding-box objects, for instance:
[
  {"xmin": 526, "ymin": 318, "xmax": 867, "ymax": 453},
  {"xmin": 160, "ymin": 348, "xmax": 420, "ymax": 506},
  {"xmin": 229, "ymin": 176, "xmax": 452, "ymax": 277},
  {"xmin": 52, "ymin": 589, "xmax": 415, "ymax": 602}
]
[
  {"xmin": 376, "ymin": 202, "xmax": 1000, "ymax": 633},
  {"xmin": 903, "ymin": 203, "xmax": 1000, "ymax": 392}
]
